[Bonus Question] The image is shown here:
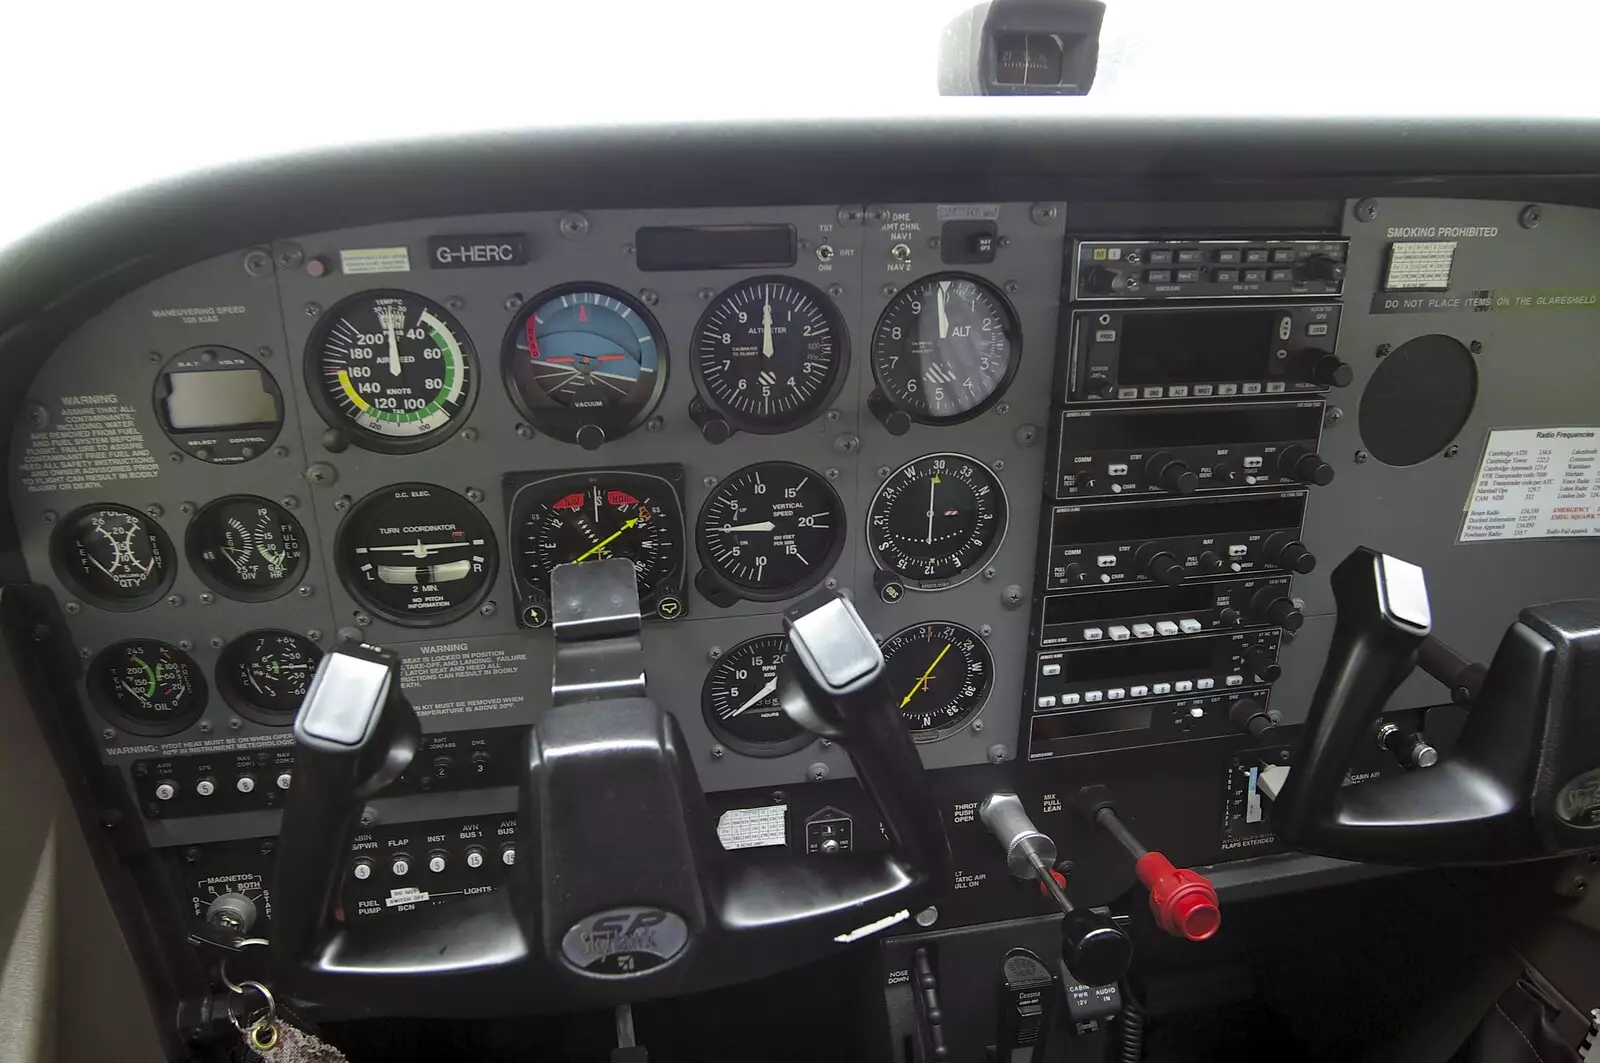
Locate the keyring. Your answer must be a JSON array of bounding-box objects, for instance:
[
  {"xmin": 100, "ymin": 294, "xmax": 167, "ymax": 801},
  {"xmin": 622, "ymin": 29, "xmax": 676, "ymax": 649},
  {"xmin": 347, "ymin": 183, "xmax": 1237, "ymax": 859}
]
[
  {"xmin": 218, "ymin": 939, "xmax": 270, "ymax": 996},
  {"xmin": 227, "ymin": 980, "xmax": 277, "ymax": 1033}
]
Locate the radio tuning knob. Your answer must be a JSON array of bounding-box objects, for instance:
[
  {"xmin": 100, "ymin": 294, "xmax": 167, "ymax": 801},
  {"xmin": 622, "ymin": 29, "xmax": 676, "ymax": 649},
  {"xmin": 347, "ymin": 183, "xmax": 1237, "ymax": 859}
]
[
  {"xmin": 1085, "ymin": 372, "xmax": 1112, "ymax": 398},
  {"xmin": 1228, "ymin": 697, "xmax": 1283, "ymax": 740},
  {"xmin": 1248, "ymin": 587, "xmax": 1304, "ymax": 632},
  {"xmin": 1261, "ymin": 533, "xmax": 1317, "ymax": 574},
  {"xmin": 1277, "ymin": 444, "xmax": 1336, "ymax": 487},
  {"xmin": 1134, "ymin": 543, "xmax": 1187, "ymax": 587},
  {"xmin": 1198, "ymin": 550, "xmax": 1237, "ymax": 574},
  {"xmin": 1061, "ymin": 562, "xmax": 1086, "ymax": 585},
  {"xmin": 1243, "ymin": 646, "xmax": 1283, "ymax": 684},
  {"xmin": 1145, "ymin": 451, "xmax": 1199, "ymax": 495},
  {"xmin": 1084, "ymin": 266, "xmax": 1121, "ymax": 295},
  {"xmin": 1218, "ymin": 607, "xmax": 1243, "ymax": 626},
  {"xmin": 867, "ymin": 391, "xmax": 912, "ymax": 436},
  {"xmin": 1297, "ymin": 253, "xmax": 1346, "ymax": 283},
  {"xmin": 1303, "ymin": 350, "xmax": 1353, "ymax": 388}
]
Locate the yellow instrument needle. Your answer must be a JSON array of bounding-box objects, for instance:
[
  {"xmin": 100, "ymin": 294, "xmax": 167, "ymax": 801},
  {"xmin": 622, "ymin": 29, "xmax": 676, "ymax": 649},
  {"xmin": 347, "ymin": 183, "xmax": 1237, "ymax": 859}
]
[
  {"xmin": 900, "ymin": 643, "xmax": 951, "ymax": 708},
  {"xmin": 572, "ymin": 518, "xmax": 638, "ymax": 563}
]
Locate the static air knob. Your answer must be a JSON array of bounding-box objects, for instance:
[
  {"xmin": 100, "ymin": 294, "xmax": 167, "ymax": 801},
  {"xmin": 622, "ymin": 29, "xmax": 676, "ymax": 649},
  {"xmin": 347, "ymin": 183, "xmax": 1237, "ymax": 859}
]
[
  {"xmin": 1134, "ymin": 543, "xmax": 1186, "ymax": 587},
  {"xmin": 1146, "ymin": 451, "xmax": 1198, "ymax": 495},
  {"xmin": 1248, "ymin": 587, "xmax": 1304, "ymax": 631},
  {"xmin": 1262, "ymin": 533, "xmax": 1316, "ymax": 574},
  {"xmin": 1277, "ymin": 444, "xmax": 1335, "ymax": 486},
  {"xmin": 1305, "ymin": 350, "xmax": 1353, "ymax": 388},
  {"xmin": 1298, "ymin": 254, "xmax": 1346, "ymax": 283}
]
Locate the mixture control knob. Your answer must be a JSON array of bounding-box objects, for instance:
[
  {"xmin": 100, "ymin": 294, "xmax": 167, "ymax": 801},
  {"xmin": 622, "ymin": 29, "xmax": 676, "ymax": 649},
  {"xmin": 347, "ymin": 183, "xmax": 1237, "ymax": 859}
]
[
  {"xmin": 1060, "ymin": 907, "xmax": 1134, "ymax": 987},
  {"xmin": 1304, "ymin": 350, "xmax": 1353, "ymax": 388},
  {"xmin": 1084, "ymin": 266, "xmax": 1121, "ymax": 295},
  {"xmin": 1145, "ymin": 451, "xmax": 1198, "ymax": 495},
  {"xmin": 1228, "ymin": 697, "xmax": 1282, "ymax": 740},
  {"xmin": 1262, "ymin": 533, "xmax": 1317, "ymax": 574},
  {"xmin": 1298, "ymin": 253, "xmax": 1346, "ymax": 283},
  {"xmin": 867, "ymin": 391, "xmax": 912, "ymax": 436},
  {"xmin": 204, "ymin": 892, "xmax": 259, "ymax": 934},
  {"xmin": 1278, "ymin": 444, "xmax": 1335, "ymax": 486},
  {"xmin": 1134, "ymin": 543, "xmax": 1187, "ymax": 587},
  {"xmin": 1244, "ymin": 646, "xmax": 1282, "ymax": 684},
  {"xmin": 1248, "ymin": 587, "xmax": 1304, "ymax": 631}
]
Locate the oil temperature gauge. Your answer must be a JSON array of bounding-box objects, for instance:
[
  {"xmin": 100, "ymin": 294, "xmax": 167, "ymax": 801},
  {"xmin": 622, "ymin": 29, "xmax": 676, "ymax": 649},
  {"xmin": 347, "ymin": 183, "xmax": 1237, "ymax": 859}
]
[
  {"xmin": 88, "ymin": 640, "xmax": 206, "ymax": 736},
  {"xmin": 216, "ymin": 630, "xmax": 324, "ymax": 724}
]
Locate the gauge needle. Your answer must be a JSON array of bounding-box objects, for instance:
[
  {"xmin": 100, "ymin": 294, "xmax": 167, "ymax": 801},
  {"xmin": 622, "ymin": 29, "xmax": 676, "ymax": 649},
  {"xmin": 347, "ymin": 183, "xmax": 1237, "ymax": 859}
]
[
  {"xmin": 385, "ymin": 317, "xmax": 402, "ymax": 377},
  {"xmin": 938, "ymin": 281, "xmax": 950, "ymax": 340},
  {"xmin": 364, "ymin": 540, "xmax": 471, "ymax": 556},
  {"xmin": 720, "ymin": 521, "xmax": 776, "ymax": 532},
  {"xmin": 573, "ymin": 518, "xmax": 638, "ymax": 563},
  {"xmin": 899, "ymin": 644, "xmax": 951, "ymax": 708},
  {"xmin": 761, "ymin": 299, "xmax": 775, "ymax": 358},
  {"xmin": 593, "ymin": 486, "xmax": 601, "ymax": 525},
  {"xmin": 925, "ymin": 475, "xmax": 939, "ymax": 545},
  {"xmin": 729, "ymin": 677, "xmax": 779, "ymax": 717}
]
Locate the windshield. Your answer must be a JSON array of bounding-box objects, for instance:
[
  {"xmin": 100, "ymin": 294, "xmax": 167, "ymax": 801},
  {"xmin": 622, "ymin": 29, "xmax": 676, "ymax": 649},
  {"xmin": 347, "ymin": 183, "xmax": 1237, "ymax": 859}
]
[{"xmin": 6, "ymin": 0, "xmax": 1597, "ymax": 249}]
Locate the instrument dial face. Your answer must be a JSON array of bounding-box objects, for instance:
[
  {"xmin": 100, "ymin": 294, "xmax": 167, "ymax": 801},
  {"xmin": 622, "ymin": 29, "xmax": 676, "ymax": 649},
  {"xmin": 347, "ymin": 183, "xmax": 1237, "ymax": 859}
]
[
  {"xmin": 691, "ymin": 276, "xmax": 848, "ymax": 433},
  {"xmin": 871, "ymin": 273, "xmax": 1020, "ymax": 423},
  {"xmin": 217, "ymin": 630, "xmax": 323, "ymax": 723},
  {"xmin": 880, "ymin": 622, "xmax": 994, "ymax": 742},
  {"xmin": 503, "ymin": 284, "xmax": 668, "ymax": 445},
  {"xmin": 306, "ymin": 290, "xmax": 477, "ymax": 452},
  {"xmin": 701, "ymin": 634, "xmax": 813, "ymax": 757},
  {"xmin": 334, "ymin": 484, "xmax": 498, "ymax": 627},
  {"xmin": 186, "ymin": 496, "xmax": 308, "ymax": 602},
  {"xmin": 88, "ymin": 640, "xmax": 205, "ymax": 735},
  {"xmin": 866, "ymin": 453, "xmax": 1008, "ymax": 590},
  {"xmin": 51, "ymin": 505, "xmax": 175, "ymax": 610},
  {"xmin": 695, "ymin": 462, "xmax": 845, "ymax": 602},
  {"xmin": 509, "ymin": 471, "xmax": 686, "ymax": 617}
]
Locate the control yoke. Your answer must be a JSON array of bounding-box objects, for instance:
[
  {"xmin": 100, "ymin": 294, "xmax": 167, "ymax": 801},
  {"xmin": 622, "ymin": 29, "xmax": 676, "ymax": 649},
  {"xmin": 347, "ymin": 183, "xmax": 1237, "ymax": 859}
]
[
  {"xmin": 1275, "ymin": 547, "xmax": 1600, "ymax": 864},
  {"xmin": 268, "ymin": 558, "xmax": 950, "ymax": 1014}
]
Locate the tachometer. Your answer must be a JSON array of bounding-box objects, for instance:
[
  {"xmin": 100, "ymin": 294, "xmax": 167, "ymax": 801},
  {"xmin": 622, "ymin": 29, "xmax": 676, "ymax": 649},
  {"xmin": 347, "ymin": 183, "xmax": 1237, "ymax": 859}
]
[
  {"xmin": 701, "ymin": 634, "xmax": 813, "ymax": 757},
  {"xmin": 880, "ymin": 622, "xmax": 993, "ymax": 742},
  {"xmin": 690, "ymin": 276, "xmax": 848, "ymax": 434},
  {"xmin": 503, "ymin": 284, "xmax": 668, "ymax": 449},
  {"xmin": 88, "ymin": 640, "xmax": 206, "ymax": 736},
  {"xmin": 871, "ymin": 273, "xmax": 1020, "ymax": 424},
  {"xmin": 507, "ymin": 467, "xmax": 686, "ymax": 624},
  {"xmin": 186, "ymin": 496, "xmax": 307, "ymax": 602},
  {"xmin": 866, "ymin": 453, "xmax": 1008, "ymax": 591},
  {"xmin": 216, "ymin": 630, "xmax": 323, "ymax": 724},
  {"xmin": 694, "ymin": 461, "xmax": 845, "ymax": 605},
  {"xmin": 50, "ymin": 504, "xmax": 175, "ymax": 611},
  {"xmin": 306, "ymin": 290, "xmax": 477, "ymax": 453},
  {"xmin": 334, "ymin": 483, "xmax": 498, "ymax": 627}
]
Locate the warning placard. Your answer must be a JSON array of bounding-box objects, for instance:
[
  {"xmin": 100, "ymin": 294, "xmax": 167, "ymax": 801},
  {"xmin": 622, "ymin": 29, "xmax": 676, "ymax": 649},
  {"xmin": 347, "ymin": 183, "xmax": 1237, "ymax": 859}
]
[{"xmin": 1459, "ymin": 428, "xmax": 1600, "ymax": 542}]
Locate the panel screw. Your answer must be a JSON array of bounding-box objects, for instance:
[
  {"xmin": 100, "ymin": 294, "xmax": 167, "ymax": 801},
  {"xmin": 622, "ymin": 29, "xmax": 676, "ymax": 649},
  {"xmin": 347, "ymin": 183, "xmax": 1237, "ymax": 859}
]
[
  {"xmin": 998, "ymin": 236, "xmax": 1011, "ymax": 249},
  {"xmin": 1469, "ymin": 340, "xmax": 1483, "ymax": 354},
  {"xmin": 1325, "ymin": 406, "xmax": 1344, "ymax": 427},
  {"xmin": 876, "ymin": 465, "xmax": 890, "ymax": 478},
  {"xmin": 197, "ymin": 720, "xmax": 212, "ymax": 734},
  {"xmin": 148, "ymin": 351, "xmax": 163, "ymax": 364},
  {"xmin": 303, "ymin": 302, "xmax": 321, "ymax": 317},
  {"xmin": 178, "ymin": 501, "xmax": 195, "ymax": 515},
  {"xmin": 304, "ymin": 464, "xmax": 336, "ymax": 486},
  {"xmin": 1014, "ymin": 424, "xmax": 1039, "ymax": 448},
  {"xmin": 199, "ymin": 592, "xmax": 214, "ymax": 605},
  {"xmin": 707, "ymin": 646, "xmax": 722, "ymax": 661},
  {"xmin": 228, "ymin": 718, "xmax": 243, "ymax": 731},
  {"xmin": 994, "ymin": 402, "xmax": 1011, "ymax": 416},
  {"xmin": 690, "ymin": 287, "xmax": 713, "ymax": 303},
  {"xmin": 825, "ymin": 467, "xmax": 840, "ymax": 480},
  {"xmin": 992, "ymin": 459, "xmax": 1005, "ymax": 471},
  {"xmin": 927, "ymin": 236, "xmax": 941, "ymax": 250},
  {"xmin": 354, "ymin": 612, "xmax": 372, "ymax": 627},
  {"xmin": 711, "ymin": 746, "xmax": 725, "ymax": 759},
  {"xmin": 808, "ymin": 763, "xmax": 829, "ymax": 781},
  {"xmin": 280, "ymin": 496, "xmax": 299, "ymax": 510},
  {"xmin": 559, "ymin": 213, "xmax": 590, "ymax": 239},
  {"xmin": 826, "ymin": 409, "xmax": 842, "ymax": 422},
  {"xmin": 461, "ymin": 427, "xmax": 478, "ymax": 442},
  {"xmin": 983, "ymin": 568, "xmax": 997, "ymax": 581},
  {"xmin": 828, "ymin": 284, "xmax": 845, "ymax": 298},
  {"xmin": 1376, "ymin": 343, "xmax": 1391, "ymax": 358},
  {"xmin": 101, "ymin": 728, "xmax": 116, "ymax": 741},
  {"xmin": 41, "ymin": 510, "xmax": 56, "ymax": 524},
  {"xmin": 988, "ymin": 744, "xmax": 1010, "ymax": 764},
  {"xmin": 515, "ymin": 422, "xmax": 535, "ymax": 439},
  {"xmin": 183, "ymin": 847, "xmax": 201, "ymax": 864},
  {"xmin": 504, "ymin": 294, "xmax": 523, "ymax": 311},
  {"xmin": 1444, "ymin": 444, "xmax": 1460, "ymax": 458},
  {"xmin": 1029, "ymin": 203, "xmax": 1060, "ymax": 226},
  {"xmin": 27, "ymin": 403, "xmax": 48, "ymax": 428},
  {"xmin": 64, "ymin": 601, "xmax": 81, "ymax": 616},
  {"xmin": 979, "ymin": 624, "xmax": 993, "ymax": 637},
  {"xmin": 478, "ymin": 601, "xmax": 497, "ymax": 617},
  {"xmin": 972, "ymin": 719, "xmax": 984, "ymax": 733},
  {"xmin": 1518, "ymin": 204, "xmax": 1542, "ymax": 229},
  {"xmin": 334, "ymin": 495, "xmax": 352, "ymax": 512},
  {"xmin": 359, "ymin": 806, "xmax": 379, "ymax": 828},
  {"xmin": 307, "ymin": 629, "xmax": 323, "ymax": 642},
  {"xmin": 275, "ymin": 244, "xmax": 305, "ymax": 270},
  {"xmin": 825, "ymin": 578, "xmax": 839, "ymax": 590},
  {"xmin": 447, "ymin": 296, "xmax": 465, "ymax": 311},
  {"xmin": 178, "ymin": 639, "xmax": 193, "ymax": 651},
  {"xmin": 1004, "ymin": 280, "xmax": 1020, "ymax": 294},
  {"xmin": 702, "ymin": 475, "xmax": 719, "ymax": 489},
  {"xmin": 623, "ymin": 243, "xmax": 634, "ymax": 256},
  {"xmin": 167, "ymin": 594, "xmax": 183, "ymax": 607},
  {"xmin": 881, "ymin": 284, "xmax": 897, "ymax": 297},
  {"xmin": 646, "ymin": 416, "xmax": 664, "ymax": 433},
  {"xmin": 820, "ymin": 738, "xmax": 832, "ymax": 747},
  {"xmin": 640, "ymin": 289, "xmax": 660, "ymax": 306},
  {"xmin": 1004, "ymin": 585, "xmax": 1023, "ymax": 607},
  {"xmin": 168, "ymin": 452, "xmax": 183, "ymax": 464},
  {"xmin": 79, "ymin": 647, "xmax": 91, "ymax": 659},
  {"xmin": 837, "ymin": 207, "xmax": 863, "ymax": 225},
  {"xmin": 242, "ymin": 249, "xmax": 274, "ymax": 276},
  {"xmin": 1354, "ymin": 451, "xmax": 1369, "ymax": 464},
  {"xmin": 466, "ymin": 487, "xmax": 485, "ymax": 503},
  {"xmin": 296, "ymin": 585, "xmax": 313, "ymax": 599},
  {"xmin": 257, "ymin": 346, "xmax": 273, "ymax": 359},
  {"xmin": 1354, "ymin": 198, "xmax": 1380, "ymax": 222},
  {"xmin": 834, "ymin": 434, "xmax": 859, "ymax": 453},
  {"xmin": 209, "ymin": 636, "xmax": 224, "ymax": 649},
  {"xmin": 145, "ymin": 503, "xmax": 164, "ymax": 518}
]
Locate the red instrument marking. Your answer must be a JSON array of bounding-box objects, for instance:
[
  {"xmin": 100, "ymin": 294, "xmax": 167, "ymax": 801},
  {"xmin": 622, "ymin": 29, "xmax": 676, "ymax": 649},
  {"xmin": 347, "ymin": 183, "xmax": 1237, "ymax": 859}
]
[
  {"xmin": 607, "ymin": 490, "xmax": 639, "ymax": 507},
  {"xmin": 552, "ymin": 492, "xmax": 585, "ymax": 510},
  {"xmin": 544, "ymin": 357, "xmax": 575, "ymax": 364},
  {"xmin": 597, "ymin": 354, "xmax": 626, "ymax": 360},
  {"xmin": 578, "ymin": 303, "xmax": 588, "ymax": 323},
  {"xmin": 524, "ymin": 318, "xmax": 541, "ymax": 360}
]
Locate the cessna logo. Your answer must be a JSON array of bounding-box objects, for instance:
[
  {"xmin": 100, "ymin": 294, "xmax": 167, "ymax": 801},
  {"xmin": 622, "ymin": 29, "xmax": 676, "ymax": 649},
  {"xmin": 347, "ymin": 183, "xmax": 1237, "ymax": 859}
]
[
  {"xmin": 560, "ymin": 906, "xmax": 689, "ymax": 976},
  {"xmin": 1556, "ymin": 768, "xmax": 1600, "ymax": 827}
]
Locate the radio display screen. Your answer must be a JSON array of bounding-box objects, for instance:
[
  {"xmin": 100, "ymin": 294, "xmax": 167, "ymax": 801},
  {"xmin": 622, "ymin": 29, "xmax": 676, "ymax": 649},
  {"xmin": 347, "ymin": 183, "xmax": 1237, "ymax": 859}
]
[
  {"xmin": 1058, "ymin": 637, "xmax": 1219, "ymax": 683},
  {"xmin": 1059, "ymin": 403, "xmax": 1322, "ymax": 449},
  {"xmin": 1032, "ymin": 704, "xmax": 1153, "ymax": 739},
  {"xmin": 1042, "ymin": 583, "xmax": 1217, "ymax": 625},
  {"xmin": 1118, "ymin": 309, "xmax": 1276, "ymax": 384},
  {"xmin": 1052, "ymin": 493, "xmax": 1305, "ymax": 543}
]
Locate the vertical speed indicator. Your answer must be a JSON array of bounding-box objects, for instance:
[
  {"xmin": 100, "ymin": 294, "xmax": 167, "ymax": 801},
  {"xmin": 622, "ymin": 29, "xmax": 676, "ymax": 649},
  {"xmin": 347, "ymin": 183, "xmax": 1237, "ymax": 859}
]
[{"xmin": 306, "ymin": 290, "xmax": 477, "ymax": 453}]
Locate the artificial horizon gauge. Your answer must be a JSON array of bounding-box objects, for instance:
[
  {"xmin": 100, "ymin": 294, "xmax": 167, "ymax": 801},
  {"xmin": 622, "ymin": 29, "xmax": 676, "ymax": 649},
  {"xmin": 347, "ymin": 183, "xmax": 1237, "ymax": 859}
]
[
  {"xmin": 50, "ymin": 504, "xmax": 175, "ymax": 611},
  {"xmin": 305, "ymin": 290, "xmax": 477, "ymax": 453},
  {"xmin": 866, "ymin": 453, "xmax": 1008, "ymax": 591},
  {"xmin": 334, "ymin": 484, "xmax": 498, "ymax": 627},
  {"xmin": 694, "ymin": 461, "xmax": 845, "ymax": 605},
  {"xmin": 701, "ymin": 634, "xmax": 813, "ymax": 757},
  {"xmin": 216, "ymin": 630, "xmax": 324, "ymax": 724},
  {"xmin": 870, "ymin": 273, "xmax": 1020, "ymax": 424},
  {"xmin": 186, "ymin": 496, "xmax": 308, "ymax": 602},
  {"xmin": 690, "ymin": 276, "xmax": 849, "ymax": 434},
  {"xmin": 880, "ymin": 621, "xmax": 994, "ymax": 742},
  {"xmin": 87, "ymin": 640, "xmax": 206, "ymax": 736},
  {"xmin": 506, "ymin": 467, "xmax": 687, "ymax": 624},
  {"xmin": 503, "ymin": 284, "xmax": 668, "ymax": 448}
]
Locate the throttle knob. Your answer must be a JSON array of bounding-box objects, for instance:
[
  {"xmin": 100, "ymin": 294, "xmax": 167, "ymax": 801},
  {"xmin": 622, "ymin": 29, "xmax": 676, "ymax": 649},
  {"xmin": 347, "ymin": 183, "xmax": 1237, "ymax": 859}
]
[
  {"xmin": 1146, "ymin": 451, "xmax": 1198, "ymax": 495},
  {"xmin": 1262, "ymin": 533, "xmax": 1317, "ymax": 574},
  {"xmin": 1244, "ymin": 646, "xmax": 1282, "ymax": 684},
  {"xmin": 1308, "ymin": 351, "xmax": 1353, "ymax": 388},
  {"xmin": 1249, "ymin": 587, "xmax": 1304, "ymax": 632},
  {"xmin": 1060, "ymin": 908, "xmax": 1134, "ymax": 987},
  {"xmin": 1134, "ymin": 543, "xmax": 1187, "ymax": 587},
  {"xmin": 1277, "ymin": 444, "xmax": 1335, "ymax": 487}
]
